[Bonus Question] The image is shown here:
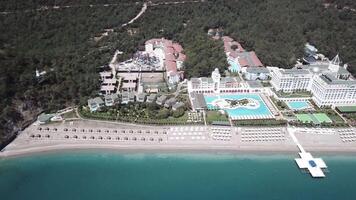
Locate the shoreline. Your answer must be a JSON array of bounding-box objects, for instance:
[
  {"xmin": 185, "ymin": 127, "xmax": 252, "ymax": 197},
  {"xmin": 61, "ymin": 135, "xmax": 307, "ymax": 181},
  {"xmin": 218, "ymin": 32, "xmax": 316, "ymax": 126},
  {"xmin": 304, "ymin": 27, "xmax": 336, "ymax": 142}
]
[
  {"xmin": 2, "ymin": 120, "xmax": 356, "ymax": 159},
  {"xmin": 2, "ymin": 143, "xmax": 356, "ymax": 159}
]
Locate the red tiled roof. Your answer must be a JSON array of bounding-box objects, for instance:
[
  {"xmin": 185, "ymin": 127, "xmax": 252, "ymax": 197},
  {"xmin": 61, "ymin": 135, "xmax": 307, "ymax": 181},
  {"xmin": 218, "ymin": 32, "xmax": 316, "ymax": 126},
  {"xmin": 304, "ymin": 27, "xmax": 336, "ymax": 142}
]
[
  {"xmin": 237, "ymin": 51, "xmax": 264, "ymax": 67},
  {"xmin": 164, "ymin": 40, "xmax": 173, "ymax": 47},
  {"xmin": 165, "ymin": 53, "xmax": 176, "ymax": 61},
  {"xmin": 229, "ymin": 51, "xmax": 238, "ymax": 58},
  {"xmin": 165, "ymin": 46, "xmax": 175, "ymax": 54},
  {"xmin": 173, "ymin": 43, "xmax": 183, "ymax": 53},
  {"xmin": 250, "ymin": 51, "xmax": 263, "ymax": 67},
  {"xmin": 230, "ymin": 41, "xmax": 244, "ymax": 52},
  {"xmin": 238, "ymin": 57, "xmax": 249, "ymax": 67},
  {"xmin": 165, "ymin": 60, "xmax": 177, "ymax": 72}
]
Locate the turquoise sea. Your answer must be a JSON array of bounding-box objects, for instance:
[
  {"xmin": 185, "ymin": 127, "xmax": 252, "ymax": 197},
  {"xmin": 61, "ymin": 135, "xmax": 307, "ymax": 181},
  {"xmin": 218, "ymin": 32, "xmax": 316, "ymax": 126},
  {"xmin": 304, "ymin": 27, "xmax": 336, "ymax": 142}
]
[{"xmin": 1, "ymin": 151, "xmax": 356, "ymax": 200}]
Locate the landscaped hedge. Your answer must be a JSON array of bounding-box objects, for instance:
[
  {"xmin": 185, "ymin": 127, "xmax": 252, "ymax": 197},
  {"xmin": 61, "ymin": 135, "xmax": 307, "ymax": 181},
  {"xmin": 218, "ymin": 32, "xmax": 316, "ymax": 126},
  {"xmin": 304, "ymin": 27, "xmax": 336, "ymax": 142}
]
[
  {"xmin": 234, "ymin": 119, "xmax": 287, "ymax": 126},
  {"xmin": 78, "ymin": 107, "xmax": 202, "ymax": 126}
]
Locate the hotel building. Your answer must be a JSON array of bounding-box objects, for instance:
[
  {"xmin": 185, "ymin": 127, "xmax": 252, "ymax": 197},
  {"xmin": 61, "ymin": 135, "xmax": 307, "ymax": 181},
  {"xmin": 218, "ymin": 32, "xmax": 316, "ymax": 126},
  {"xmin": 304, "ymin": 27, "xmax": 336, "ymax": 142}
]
[
  {"xmin": 187, "ymin": 68, "xmax": 247, "ymax": 94},
  {"xmin": 269, "ymin": 68, "xmax": 313, "ymax": 92},
  {"xmin": 270, "ymin": 55, "xmax": 356, "ymax": 107},
  {"xmin": 311, "ymin": 74, "xmax": 356, "ymax": 107}
]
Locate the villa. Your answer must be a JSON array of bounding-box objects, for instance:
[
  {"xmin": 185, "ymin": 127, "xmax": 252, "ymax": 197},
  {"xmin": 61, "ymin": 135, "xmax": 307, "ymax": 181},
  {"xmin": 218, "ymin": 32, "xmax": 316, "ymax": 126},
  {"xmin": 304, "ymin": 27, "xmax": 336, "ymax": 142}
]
[
  {"xmin": 88, "ymin": 97, "xmax": 105, "ymax": 112},
  {"xmin": 104, "ymin": 94, "xmax": 119, "ymax": 107},
  {"xmin": 156, "ymin": 95, "xmax": 167, "ymax": 105},
  {"xmin": 146, "ymin": 94, "xmax": 157, "ymax": 103},
  {"xmin": 172, "ymin": 102, "xmax": 185, "ymax": 111},
  {"xmin": 136, "ymin": 93, "xmax": 147, "ymax": 103},
  {"xmin": 164, "ymin": 97, "xmax": 177, "ymax": 108},
  {"xmin": 121, "ymin": 92, "xmax": 135, "ymax": 104}
]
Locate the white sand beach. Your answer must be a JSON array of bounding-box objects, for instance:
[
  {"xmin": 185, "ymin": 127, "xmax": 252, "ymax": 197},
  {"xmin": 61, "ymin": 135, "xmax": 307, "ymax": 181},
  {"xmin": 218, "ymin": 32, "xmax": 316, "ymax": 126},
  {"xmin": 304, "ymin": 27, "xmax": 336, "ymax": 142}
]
[{"xmin": 1, "ymin": 120, "xmax": 356, "ymax": 157}]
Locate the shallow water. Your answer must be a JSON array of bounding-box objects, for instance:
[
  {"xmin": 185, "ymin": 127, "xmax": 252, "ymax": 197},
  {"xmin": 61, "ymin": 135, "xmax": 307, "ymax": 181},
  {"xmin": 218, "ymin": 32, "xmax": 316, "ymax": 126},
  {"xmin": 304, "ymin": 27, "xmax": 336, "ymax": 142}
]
[{"xmin": 1, "ymin": 152, "xmax": 356, "ymax": 200}]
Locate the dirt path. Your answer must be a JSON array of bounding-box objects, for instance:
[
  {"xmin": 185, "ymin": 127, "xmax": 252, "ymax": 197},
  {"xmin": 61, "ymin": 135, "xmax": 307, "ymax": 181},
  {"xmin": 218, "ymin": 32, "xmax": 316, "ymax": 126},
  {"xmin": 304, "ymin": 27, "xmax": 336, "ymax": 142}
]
[{"xmin": 121, "ymin": 3, "xmax": 147, "ymax": 28}]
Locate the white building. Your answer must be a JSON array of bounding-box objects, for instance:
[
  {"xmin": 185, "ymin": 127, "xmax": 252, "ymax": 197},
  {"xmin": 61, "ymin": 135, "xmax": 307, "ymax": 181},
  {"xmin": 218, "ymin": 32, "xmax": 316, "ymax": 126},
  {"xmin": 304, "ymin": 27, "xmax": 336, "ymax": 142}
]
[
  {"xmin": 104, "ymin": 94, "xmax": 119, "ymax": 107},
  {"xmin": 187, "ymin": 68, "xmax": 244, "ymax": 94},
  {"xmin": 269, "ymin": 67, "xmax": 313, "ymax": 92},
  {"xmin": 88, "ymin": 97, "xmax": 105, "ymax": 112},
  {"xmin": 242, "ymin": 66, "xmax": 270, "ymax": 81},
  {"xmin": 311, "ymin": 74, "xmax": 356, "ymax": 107},
  {"xmin": 270, "ymin": 54, "xmax": 356, "ymax": 107},
  {"xmin": 186, "ymin": 68, "xmax": 267, "ymax": 95}
]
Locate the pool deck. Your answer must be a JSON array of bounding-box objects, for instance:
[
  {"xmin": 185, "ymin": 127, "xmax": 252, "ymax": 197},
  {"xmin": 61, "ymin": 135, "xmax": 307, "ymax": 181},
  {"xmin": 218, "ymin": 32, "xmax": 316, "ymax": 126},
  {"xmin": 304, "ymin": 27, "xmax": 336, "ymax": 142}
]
[{"xmin": 205, "ymin": 94, "xmax": 276, "ymax": 120}]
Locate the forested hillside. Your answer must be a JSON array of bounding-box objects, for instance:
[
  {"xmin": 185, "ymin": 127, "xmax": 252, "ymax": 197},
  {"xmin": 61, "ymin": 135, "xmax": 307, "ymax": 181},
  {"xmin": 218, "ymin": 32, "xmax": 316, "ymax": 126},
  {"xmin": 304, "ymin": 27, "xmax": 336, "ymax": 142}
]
[
  {"xmin": 1, "ymin": 0, "xmax": 356, "ymax": 145},
  {"xmin": 0, "ymin": 0, "xmax": 142, "ymax": 144}
]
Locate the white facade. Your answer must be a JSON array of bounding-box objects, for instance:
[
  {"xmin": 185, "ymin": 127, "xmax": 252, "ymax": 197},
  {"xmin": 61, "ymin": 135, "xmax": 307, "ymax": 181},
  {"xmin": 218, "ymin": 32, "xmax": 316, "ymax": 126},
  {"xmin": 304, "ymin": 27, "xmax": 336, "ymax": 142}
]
[
  {"xmin": 269, "ymin": 67, "xmax": 313, "ymax": 92},
  {"xmin": 269, "ymin": 54, "xmax": 356, "ymax": 108},
  {"xmin": 245, "ymin": 72, "xmax": 268, "ymax": 81},
  {"xmin": 187, "ymin": 69, "xmax": 263, "ymax": 94},
  {"xmin": 311, "ymin": 74, "xmax": 356, "ymax": 107}
]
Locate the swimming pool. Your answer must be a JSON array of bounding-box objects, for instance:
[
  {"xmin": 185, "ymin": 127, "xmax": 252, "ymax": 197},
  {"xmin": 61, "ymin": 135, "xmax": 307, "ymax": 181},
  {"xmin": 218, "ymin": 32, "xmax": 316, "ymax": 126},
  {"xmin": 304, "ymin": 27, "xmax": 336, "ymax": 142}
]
[
  {"xmin": 286, "ymin": 101, "xmax": 311, "ymax": 110},
  {"xmin": 204, "ymin": 94, "xmax": 273, "ymax": 119},
  {"xmin": 228, "ymin": 59, "xmax": 240, "ymax": 72}
]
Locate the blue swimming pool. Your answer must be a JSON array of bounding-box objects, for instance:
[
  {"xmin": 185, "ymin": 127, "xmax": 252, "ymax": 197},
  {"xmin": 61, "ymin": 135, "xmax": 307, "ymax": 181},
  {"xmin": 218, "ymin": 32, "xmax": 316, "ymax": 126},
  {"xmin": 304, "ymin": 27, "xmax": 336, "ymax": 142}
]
[
  {"xmin": 228, "ymin": 59, "xmax": 240, "ymax": 72},
  {"xmin": 286, "ymin": 101, "xmax": 311, "ymax": 110},
  {"xmin": 204, "ymin": 94, "xmax": 273, "ymax": 119}
]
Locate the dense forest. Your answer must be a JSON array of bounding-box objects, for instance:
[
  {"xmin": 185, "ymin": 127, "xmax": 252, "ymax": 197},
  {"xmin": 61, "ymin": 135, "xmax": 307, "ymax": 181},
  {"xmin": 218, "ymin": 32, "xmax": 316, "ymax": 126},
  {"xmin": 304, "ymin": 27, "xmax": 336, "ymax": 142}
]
[{"xmin": 1, "ymin": 0, "xmax": 356, "ymax": 145}]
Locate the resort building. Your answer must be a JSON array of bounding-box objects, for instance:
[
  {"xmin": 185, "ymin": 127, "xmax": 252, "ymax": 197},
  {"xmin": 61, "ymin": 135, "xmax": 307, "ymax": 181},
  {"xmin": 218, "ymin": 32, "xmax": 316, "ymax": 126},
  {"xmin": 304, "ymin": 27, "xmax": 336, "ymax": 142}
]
[
  {"xmin": 187, "ymin": 68, "xmax": 245, "ymax": 94},
  {"xmin": 145, "ymin": 38, "xmax": 186, "ymax": 86},
  {"xmin": 121, "ymin": 92, "xmax": 135, "ymax": 104},
  {"xmin": 136, "ymin": 93, "xmax": 147, "ymax": 103},
  {"xmin": 270, "ymin": 54, "xmax": 356, "ymax": 107},
  {"xmin": 156, "ymin": 95, "xmax": 167, "ymax": 105},
  {"xmin": 100, "ymin": 71, "xmax": 118, "ymax": 95},
  {"xmin": 242, "ymin": 66, "xmax": 270, "ymax": 81},
  {"xmin": 88, "ymin": 97, "xmax": 105, "ymax": 112},
  {"xmin": 164, "ymin": 97, "xmax": 177, "ymax": 108},
  {"xmin": 119, "ymin": 73, "xmax": 138, "ymax": 92},
  {"xmin": 99, "ymin": 71, "xmax": 112, "ymax": 81},
  {"xmin": 100, "ymin": 85, "xmax": 117, "ymax": 95},
  {"xmin": 311, "ymin": 74, "xmax": 356, "ymax": 107},
  {"xmin": 221, "ymin": 36, "xmax": 263, "ymax": 73},
  {"xmin": 172, "ymin": 102, "xmax": 185, "ymax": 111},
  {"xmin": 269, "ymin": 67, "xmax": 313, "ymax": 92},
  {"xmin": 146, "ymin": 94, "xmax": 157, "ymax": 103},
  {"xmin": 104, "ymin": 94, "xmax": 119, "ymax": 107},
  {"xmin": 187, "ymin": 68, "xmax": 269, "ymax": 95}
]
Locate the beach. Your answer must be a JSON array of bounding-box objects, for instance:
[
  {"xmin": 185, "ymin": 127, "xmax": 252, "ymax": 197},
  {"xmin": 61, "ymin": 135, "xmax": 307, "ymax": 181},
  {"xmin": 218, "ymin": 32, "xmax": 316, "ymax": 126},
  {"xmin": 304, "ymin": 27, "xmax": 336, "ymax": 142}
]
[{"xmin": 1, "ymin": 119, "xmax": 356, "ymax": 158}]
